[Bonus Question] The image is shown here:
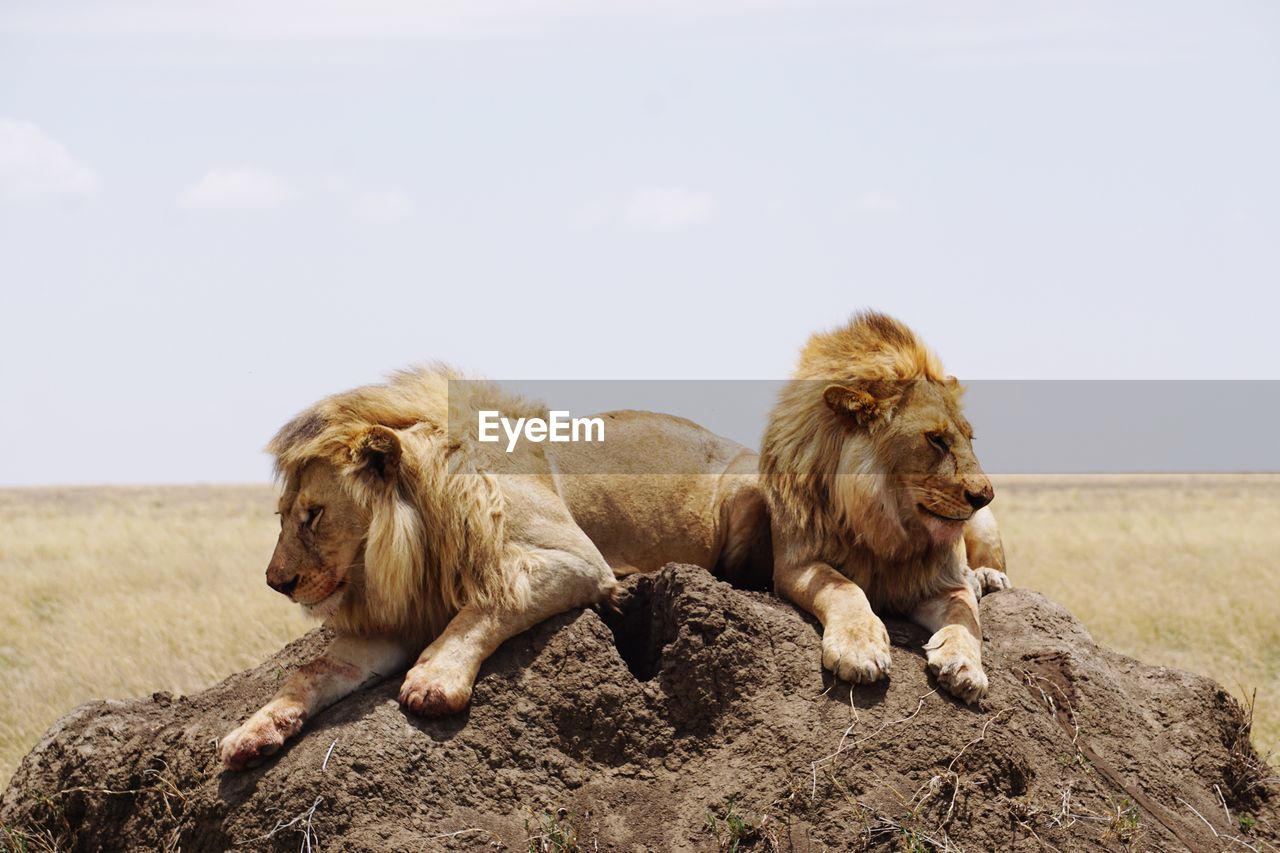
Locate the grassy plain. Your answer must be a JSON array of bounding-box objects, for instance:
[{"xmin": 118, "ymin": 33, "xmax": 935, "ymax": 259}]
[
  {"xmin": 0, "ymin": 486, "xmax": 308, "ymax": 790},
  {"xmin": 0, "ymin": 476, "xmax": 1276, "ymax": 788},
  {"xmin": 996, "ymin": 474, "xmax": 1280, "ymax": 766}
]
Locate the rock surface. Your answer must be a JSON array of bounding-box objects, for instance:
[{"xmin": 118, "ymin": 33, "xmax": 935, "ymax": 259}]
[{"xmin": 2, "ymin": 565, "xmax": 1276, "ymax": 851}]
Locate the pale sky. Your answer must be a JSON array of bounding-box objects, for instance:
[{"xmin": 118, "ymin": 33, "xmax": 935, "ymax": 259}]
[{"xmin": 2, "ymin": 1, "xmax": 1278, "ymax": 485}]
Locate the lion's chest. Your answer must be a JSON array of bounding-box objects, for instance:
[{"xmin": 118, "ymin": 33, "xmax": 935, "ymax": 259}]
[{"xmin": 835, "ymin": 552, "xmax": 946, "ymax": 616}]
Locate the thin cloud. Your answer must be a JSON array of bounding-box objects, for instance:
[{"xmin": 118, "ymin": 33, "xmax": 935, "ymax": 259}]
[
  {"xmin": 0, "ymin": 0, "xmax": 588, "ymax": 39},
  {"xmin": 179, "ymin": 168, "xmax": 291, "ymax": 211},
  {"xmin": 350, "ymin": 189, "xmax": 412, "ymax": 224},
  {"xmin": 866, "ymin": 8, "xmax": 1171, "ymax": 69},
  {"xmin": 0, "ymin": 3, "xmax": 1168, "ymax": 69},
  {"xmin": 625, "ymin": 188, "xmax": 715, "ymax": 231},
  {"xmin": 0, "ymin": 119, "xmax": 98, "ymax": 200},
  {"xmin": 0, "ymin": 0, "xmax": 861, "ymax": 40}
]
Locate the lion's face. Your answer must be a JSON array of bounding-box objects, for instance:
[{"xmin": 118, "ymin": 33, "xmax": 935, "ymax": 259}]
[
  {"xmin": 267, "ymin": 460, "xmax": 370, "ymax": 619},
  {"xmin": 825, "ymin": 378, "xmax": 993, "ymax": 548}
]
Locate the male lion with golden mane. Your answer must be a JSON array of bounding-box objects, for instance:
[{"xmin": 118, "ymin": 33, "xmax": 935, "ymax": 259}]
[
  {"xmin": 219, "ymin": 367, "xmax": 768, "ymax": 770},
  {"xmin": 761, "ymin": 312, "xmax": 1008, "ymax": 704}
]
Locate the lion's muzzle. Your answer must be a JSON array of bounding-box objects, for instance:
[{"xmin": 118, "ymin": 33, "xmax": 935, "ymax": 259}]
[
  {"xmin": 963, "ymin": 477, "xmax": 994, "ymax": 511},
  {"xmin": 267, "ymin": 572, "xmax": 300, "ymax": 597}
]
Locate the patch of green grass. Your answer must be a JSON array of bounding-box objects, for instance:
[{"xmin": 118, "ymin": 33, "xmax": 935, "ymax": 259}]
[
  {"xmin": 897, "ymin": 828, "xmax": 931, "ymax": 853},
  {"xmin": 0, "ymin": 821, "xmax": 62, "ymax": 852},
  {"xmin": 706, "ymin": 796, "xmax": 757, "ymax": 852},
  {"xmin": 1102, "ymin": 798, "xmax": 1141, "ymax": 849},
  {"xmin": 705, "ymin": 796, "xmax": 783, "ymax": 852},
  {"xmin": 525, "ymin": 807, "xmax": 581, "ymax": 853}
]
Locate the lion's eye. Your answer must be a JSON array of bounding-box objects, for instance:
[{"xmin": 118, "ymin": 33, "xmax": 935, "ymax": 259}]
[
  {"xmin": 305, "ymin": 506, "xmax": 324, "ymax": 529},
  {"xmin": 927, "ymin": 432, "xmax": 950, "ymax": 453}
]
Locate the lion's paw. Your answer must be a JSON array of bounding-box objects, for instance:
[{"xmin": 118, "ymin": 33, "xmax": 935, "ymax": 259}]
[
  {"xmin": 970, "ymin": 566, "xmax": 1011, "ymax": 597},
  {"xmin": 219, "ymin": 702, "xmax": 306, "ymax": 771},
  {"xmin": 398, "ymin": 663, "xmax": 473, "ymax": 717},
  {"xmin": 924, "ymin": 625, "xmax": 988, "ymax": 704},
  {"xmin": 822, "ymin": 615, "xmax": 892, "ymax": 685}
]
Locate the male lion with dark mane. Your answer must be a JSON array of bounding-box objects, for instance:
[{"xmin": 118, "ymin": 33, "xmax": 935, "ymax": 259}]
[
  {"xmin": 219, "ymin": 367, "xmax": 768, "ymax": 770},
  {"xmin": 761, "ymin": 312, "xmax": 1008, "ymax": 704}
]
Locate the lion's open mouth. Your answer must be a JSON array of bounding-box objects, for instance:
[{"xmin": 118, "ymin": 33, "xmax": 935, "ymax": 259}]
[{"xmin": 918, "ymin": 504, "xmax": 971, "ymax": 523}]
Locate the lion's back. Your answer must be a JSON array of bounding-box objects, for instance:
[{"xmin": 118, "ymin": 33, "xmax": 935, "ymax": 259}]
[{"xmin": 550, "ymin": 410, "xmax": 758, "ymax": 575}]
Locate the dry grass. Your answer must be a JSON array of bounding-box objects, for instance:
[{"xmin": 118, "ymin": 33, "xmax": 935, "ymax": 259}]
[
  {"xmin": 0, "ymin": 486, "xmax": 309, "ymax": 790},
  {"xmin": 0, "ymin": 476, "xmax": 1276, "ymax": 790},
  {"xmin": 994, "ymin": 474, "xmax": 1280, "ymax": 766}
]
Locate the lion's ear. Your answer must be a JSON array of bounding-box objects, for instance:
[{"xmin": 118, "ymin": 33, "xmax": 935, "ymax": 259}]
[
  {"xmin": 350, "ymin": 425, "xmax": 402, "ymax": 483},
  {"xmin": 823, "ymin": 381, "xmax": 901, "ymax": 427}
]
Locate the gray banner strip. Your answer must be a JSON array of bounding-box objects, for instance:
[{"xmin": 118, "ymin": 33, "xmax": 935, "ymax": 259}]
[{"xmin": 447, "ymin": 380, "xmax": 1280, "ymax": 474}]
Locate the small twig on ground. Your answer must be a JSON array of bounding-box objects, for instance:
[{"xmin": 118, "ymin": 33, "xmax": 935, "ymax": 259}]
[
  {"xmin": 322, "ymin": 739, "xmax": 337, "ymax": 771},
  {"xmin": 1176, "ymin": 799, "xmax": 1268, "ymax": 852},
  {"xmin": 946, "ymin": 708, "xmax": 1013, "ymax": 776},
  {"xmin": 1178, "ymin": 797, "xmax": 1219, "ymax": 838},
  {"xmin": 1021, "ymin": 670, "xmax": 1080, "ymax": 748},
  {"xmin": 1049, "ymin": 784, "xmax": 1077, "ymax": 829},
  {"xmin": 426, "ymin": 827, "xmax": 492, "ymax": 841},
  {"xmin": 1022, "ymin": 825, "xmax": 1064, "ymax": 853},
  {"xmin": 914, "ymin": 708, "xmax": 1013, "ymax": 830},
  {"xmin": 257, "ymin": 796, "xmax": 323, "ymax": 853},
  {"xmin": 46, "ymin": 762, "xmax": 188, "ymax": 851},
  {"xmin": 809, "ymin": 690, "xmax": 936, "ymax": 798},
  {"xmin": 1215, "ymin": 783, "xmax": 1233, "ymax": 827},
  {"xmin": 853, "ymin": 798, "xmax": 956, "ymax": 852}
]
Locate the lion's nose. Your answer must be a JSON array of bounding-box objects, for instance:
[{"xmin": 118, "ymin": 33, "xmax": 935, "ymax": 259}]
[
  {"xmin": 268, "ymin": 574, "xmax": 300, "ymax": 597},
  {"xmin": 965, "ymin": 483, "xmax": 994, "ymax": 511}
]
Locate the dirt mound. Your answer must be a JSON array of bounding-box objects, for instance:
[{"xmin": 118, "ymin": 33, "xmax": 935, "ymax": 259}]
[{"xmin": 2, "ymin": 565, "xmax": 1276, "ymax": 851}]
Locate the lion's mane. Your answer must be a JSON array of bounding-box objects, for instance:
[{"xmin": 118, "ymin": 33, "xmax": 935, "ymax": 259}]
[
  {"xmin": 760, "ymin": 312, "xmax": 964, "ymax": 608},
  {"xmin": 267, "ymin": 366, "xmax": 543, "ymax": 641}
]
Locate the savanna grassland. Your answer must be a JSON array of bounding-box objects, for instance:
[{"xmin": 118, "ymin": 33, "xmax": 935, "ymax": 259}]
[
  {"xmin": 0, "ymin": 486, "xmax": 308, "ymax": 790},
  {"xmin": 0, "ymin": 476, "xmax": 1276, "ymax": 789},
  {"xmin": 995, "ymin": 475, "xmax": 1280, "ymax": 762}
]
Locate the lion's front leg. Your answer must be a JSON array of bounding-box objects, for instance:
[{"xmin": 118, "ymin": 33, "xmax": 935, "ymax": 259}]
[
  {"xmin": 398, "ymin": 606, "xmax": 497, "ymax": 716},
  {"xmin": 775, "ymin": 559, "xmax": 891, "ymax": 685},
  {"xmin": 399, "ymin": 544, "xmax": 614, "ymax": 717},
  {"xmin": 219, "ymin": 697, "xmax": 308, "ymax": 772},
  {"xmin": 969, "ymin": 566, "xmax": 1011, "ymax": 598},
  {"xmin": 220, "ymin": 634, "xmax": 411, "ymax": 771},
  {"xmin": 963, "ymin": 507, "xmax": 1010, "ymax": 598},
  {"xmin": 914, "ymin": 585, "xmax": 988, "ymax": 704}
]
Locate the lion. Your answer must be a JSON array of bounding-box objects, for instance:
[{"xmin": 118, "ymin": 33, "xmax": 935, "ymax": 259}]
[
  {"xmin": 219, "ymin": 367, "xmax": 769, "ymax": 770},
  {"xmin": 760, "ymin": 311, "xmax": 1008, "ymax": 704}
]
